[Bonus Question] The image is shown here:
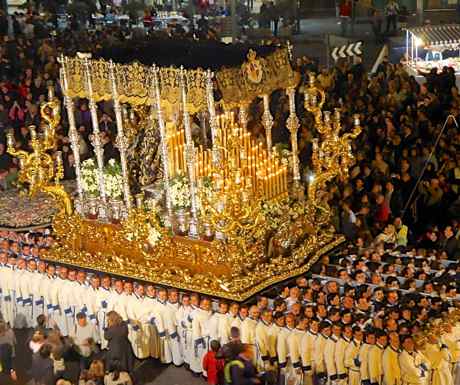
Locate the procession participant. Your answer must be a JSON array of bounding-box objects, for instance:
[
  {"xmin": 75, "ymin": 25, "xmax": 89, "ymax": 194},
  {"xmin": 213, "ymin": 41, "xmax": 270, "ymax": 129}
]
[
  {"xmin": 0, "ymin": 252, "xmax": 7, "ymax": 319},
  {"xmin": 176, "ymin": 293, "xmax": 192, "ymax": 364},
  {"xmin": 97, "ymin": 275, "xmax": 113, "ymax": 350},
  {"xmin": 14, "ymin": 258, "xmax": 29, "ymax": 328},
  {"xmin": 255, "ymin": 309, "xmax": 273, "ymax": 372},
  {"xmin": 268, "ymin": 311, "xmax": 284, "ymax": 370},
  {"xmin": 423, "ymin": 331, "xmax": 453, "ymax": 385},
  {"xmin": 335, "ymin": 323, "xmax": 352, "ymax": 385},
  {"xmin": 399, "ymin": 335, "xmax": 430, "ymax": 385},
  {"xmin": 165, "ymin": 289, "xmax": 183, "ymax": 366},
  {"xmin": 358, "ymin": 330, "xmax": 376, "ymax": 385},
  {"xmin": 442, "ymin": 321, "xmax": 460, "ymax": 384},
  {"xmin": 315, "ymin": 321, "xmax": 331, "ymax": 385},
  {"xmin": 209, "ymin": 301, "xmax": 230, "ymax": 345},
  {"xmin": 241, "ymin": 305, "xmax": 260, "ymax": 346},
  {"xmin": 231, "ymin": 304, "xmax": 248, "ymax": 330},
  {"xmin": 22, "ymin": 259, "xmax": 38, "ymax": 327},
  {"xmin": 227, "ymin": 302, "xmax": 240, "ymax": 332},
  {"xmin": 185, "ymin": 293, "xmax": 200, "ymax": 367},
  {"xmin": 156, "ymin": 287, "xmax": 174, "ymax": 364},
  {"xmin": 87, "ymin": 275, "xmax": 101, "ymax": 327},
  {"xmin": 287, "ymin": 316, "xmax": 308, "ymax": 385},
  {"xmin": 278, "ymin": 313, "xmax": 294, "ymax": 385},
  {"xmin": 325, "ymin": 322, "xmax": 341, "ymax": 385},
  {"xmin": 145, "ymin": 285, "xmax": 164, "ymax": 361},
  {"xmin": 127, "ymin": 283, "xmax": 150, "ymax": 359},
  {"xmin": 368, "ymin": 329, "xmax": 387, "ymax": 385},
  {"xmin": 382, "ymin": 331, "xmax": 401, "ymax": 385},
  {"xmin": 0, "ymin": 253, "xmax": 15, "ymax": 326},
  {"xmin": 344, "ymin": 326, "xmax": 363, "ymax": 385},
  {"xmin": 42, "ymin": 264, "xmax": 56, "ymax": 329},
  {"xmin": 111, "ymin": 279, "xmax": 128, "ymax": 321},
  {"xmin": 302, "ymin": 317, "xmax": 319, "ymax": 385},
  {"xmin": 31, "ymin": 261, "xmax": 47, "ymax": 327},
  {"xmin": 190, "ymin": 297, "xmax": 212, "ymax": 375},
  {"xmin": 53, "ymin": 266, "xmax": 73, "ymax": 336},
  {"xmin": 75, "ymin": 270, "xmax": 90, "ymax": 317}
]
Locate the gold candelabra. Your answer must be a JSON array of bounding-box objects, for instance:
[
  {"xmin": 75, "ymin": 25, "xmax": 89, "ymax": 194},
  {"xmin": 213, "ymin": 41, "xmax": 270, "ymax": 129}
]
[
  {"xmin": 6, "ymin": 88, "xmax": 72, "ymax": 215},
  {"xmin": 304, "ymin": 73, "xmax": 361, "ymax": 225}
]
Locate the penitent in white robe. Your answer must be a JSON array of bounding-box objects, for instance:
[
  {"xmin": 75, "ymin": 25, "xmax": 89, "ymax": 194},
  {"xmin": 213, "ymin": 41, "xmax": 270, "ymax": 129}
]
[
  {"xmin": 423, "ymin": 343, "xmax": 453, "ymax": 385},
  {"xmin": 190, "ymin": 307, "xmax": 211, "ymax": 374}
]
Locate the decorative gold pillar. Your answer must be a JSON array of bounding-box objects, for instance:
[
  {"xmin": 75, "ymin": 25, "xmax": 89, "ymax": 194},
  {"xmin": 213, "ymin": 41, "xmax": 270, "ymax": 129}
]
[
  {"xmin": 153, "ymin": 66, "xmax": 173, "ymax": 226},
  {"xmin": 108, "ymin": 61, "xmax": 131, "ymax": 211},
  {"xmin": 60, "ymin": 62, "xmax": 83, "ymax": 213},
  {"xmin": 262, "ymin": 94, "xmax": 273, "ymax": 155},
  {"xmin": 206, "ymin": 69, "xmax": 220, "ymax": 169},
  {"xmin": 83, "ymin": 57, "xmax": 107, "ymax": 220},
  {"xmin": 179, "ymin": 67, "xmax": 199, "ymax": 238},
  {"xmin": 286, "ymin": 87, "xmax": 300, "ymax": 182}
]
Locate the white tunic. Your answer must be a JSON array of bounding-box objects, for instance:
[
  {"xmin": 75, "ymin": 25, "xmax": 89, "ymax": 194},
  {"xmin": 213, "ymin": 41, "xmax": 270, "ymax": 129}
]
[
  {"xmin": 423, "ymin": 343, "xmax": 453, "ymax": 385},
  {"xmin": 335, "ymin": 337, "xmax": 350, "ymax": 380},
  {"xmin": 382, "ymin": 345, "xmax": 401, "ymax": 385},
  {"xmin": 255, "ymin": 321, "xmax": 272, "ymax": 371},
  {"xmin": 368, "ymin": 344, "xmax": 385, "ymax": 385},
  {"xmin": 344, "ymin": 339, "xmax": 361, "ymax": 385},
  {"xmin": 399, "ymin": 350, "xmax": 430, "ymax": 385},
  {"xmin": 190, "ymin": 307, "xmax": 211, "ymax": 374}
]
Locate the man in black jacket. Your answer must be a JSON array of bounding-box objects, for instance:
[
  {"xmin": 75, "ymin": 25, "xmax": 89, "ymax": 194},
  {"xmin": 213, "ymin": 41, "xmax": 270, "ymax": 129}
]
[{"xmin": 225, "ymin": 344, "xmax": 261, "ymax": 385}]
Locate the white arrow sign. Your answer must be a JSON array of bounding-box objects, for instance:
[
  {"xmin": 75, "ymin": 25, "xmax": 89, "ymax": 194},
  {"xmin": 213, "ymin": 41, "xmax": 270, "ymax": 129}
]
[
  {"xmin": 332, "ymin": 47, "xmax": 339, "ymax": 61},
  {"xmin": 332, "ymin": 41, "xmax": 363, "ymax": 61}
]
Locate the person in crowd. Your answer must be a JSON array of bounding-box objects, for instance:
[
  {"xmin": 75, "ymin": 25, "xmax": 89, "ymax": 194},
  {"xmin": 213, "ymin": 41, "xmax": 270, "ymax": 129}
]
[
  {"xmin": 29, "ymin": 343, "xmax": 55, "ymax": 385},
  {"xmin": 104, "ymin": 311, "xmax": 134, "ymax": 374},
  {"xmin": 202, "ymin": 340, "xmax": 224, "ymax": 385},
  {"xmin": 104, "ymin": 360, "xmax": 133, "ymax": 385}
]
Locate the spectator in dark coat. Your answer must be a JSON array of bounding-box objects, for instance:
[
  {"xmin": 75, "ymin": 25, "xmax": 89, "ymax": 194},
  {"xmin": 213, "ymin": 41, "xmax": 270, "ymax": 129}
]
[
  {"xmin": 0, "ymin": 342, "xmax": 17, "ymax": 385},
  {"xmin": 104, "ymin": 311, "xmax": 134, "ymax": 374},
  {"xmin": 226, "ymin": 344, "xmax": 261, "ymax": 385},
  {"xmin": 28, "ymin": 343, "xmax": 55, "ymax": 385}
]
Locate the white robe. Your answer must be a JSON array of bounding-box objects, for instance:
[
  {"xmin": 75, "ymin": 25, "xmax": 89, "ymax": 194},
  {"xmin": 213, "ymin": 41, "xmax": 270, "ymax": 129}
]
[
  {"xmin": 287, "ymin": 328, "xmax": 306, "ymax": 385},
  {"xmin": 335, "ymin": 337, "xmax": 350, "ymax": 384},
  {"xmin": 53, "ymin": 277, "xmax": 74, "ymax": 336},
  {"xmin": 0, "ymin": 265, "xmax": 15, "ymax": 326},
  {"xmin": 399, "ymin": 350, "xmax": 430, "ymax": 385},
  {"xmin": 208, "ymin": 312, "xmax": 231, "ymax": 345},
  {"xmin": 31, "ymin": 271, "xmax": 46, "ymax": 327},
  {"xmin": 382, "ymin": 345, "xmax": 401, "ymax": 385},
  {"xmin": 314, "ymin": 334, "xmax": 328, "ymax": 377},
  {"xmin": 368, "ymin": 344, "xmax": 385, "ymax": 385},
  {"xmin": 127, "ymin": 294, "xmax": 150, "ymax": 359},
  {"xmin": 277, "ymin": 327, "xmax": 291, "ymax": 383},
  {"xmin": 190, "ymin": 307, "xmax": 211, "ymax": 374},
  {"xmin": 144, "ymin": 296, "xmax": 165, "ymax": 361},
  {"xmin": 302, "ymin": 331, "xmax": 318, "ymax": 385},
  {"xmin": 14, "ymin": 268, "xmax": 32, "ymax": 328},
  {"xmin": 358, "ymin": 343, "xmax": 372, "ymax": 383},
  {"xmin": 41, "ymin": 274, "xmax": 56, "ymax": 328},
  {"xmin": 256, "ymin": 321, "xmax": 272, "ymax": 372},
  {"xmin": 344, "ymin": 340, "xmax": 361, "ymax": 385},
  {"xmin": 176, "ymin": 304, "xmax": 192, "ymax": 364},
  {"xmin": 164, "ymin": 301, "xmax": 183, "ymax": 366},
  {"xmin": 96, "ymin": 287, "xmax": 113, "ymax": 349},
  {"xmin": 423, "ymin": 343, "xmax": 453, "ymax": 385}
]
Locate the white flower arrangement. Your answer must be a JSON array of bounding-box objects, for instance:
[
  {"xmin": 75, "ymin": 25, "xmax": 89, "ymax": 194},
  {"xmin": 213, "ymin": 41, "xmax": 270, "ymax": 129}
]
[
  {"xmin": 81, "ymin": 158, "xmax": 123, "ymax": 199},
  {"xmin": 81, "ymin": 158, "xmax": 99, "ymax": 197},
  {"xmin": 104, "ymin": 158, "xmax": 123, "ymax": 199},
  {"xmin": 147, "ymin": 224, "xmax": 162, "ymax": 247},
  {"xmin": 169, "ymin": 175, "xmax": 191, "ymax": 210}
]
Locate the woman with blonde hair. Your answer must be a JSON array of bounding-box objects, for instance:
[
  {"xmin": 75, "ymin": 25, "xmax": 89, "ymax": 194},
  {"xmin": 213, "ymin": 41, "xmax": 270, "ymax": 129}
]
[{"xmin": 104, "ymin": 311, "xmax": 134, "ymax": 374}]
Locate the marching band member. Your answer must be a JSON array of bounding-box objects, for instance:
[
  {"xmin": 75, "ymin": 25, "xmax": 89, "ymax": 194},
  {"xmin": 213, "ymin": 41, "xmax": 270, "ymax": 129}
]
[
  {"xmin": 399, "ymin": 336, "xmax": 430, "ymax": 385},
  {"xmin": 255, "ymin": 309, "xmax": 273, "ymax": 372},
  {"xmin": 368, "ymin": 329, "xmax": 387, "ymax": 385},
  {"xmin": 165, "ymin": 289, "xmax": 183, "ymax": 366},
  {"xmin": 382, "ymin": 331, "xmax": 401, "ymax": 385},
  {"xmin": 190, "ymin": 297, "xmax": 212, "ymax": 375},
  {"xmin": 335, "ymin": 324, "xmax": 352, "ymax": 385},
  {"xmin": 344, "ymin": 326, "xmax": 363, "ymax": 385}
]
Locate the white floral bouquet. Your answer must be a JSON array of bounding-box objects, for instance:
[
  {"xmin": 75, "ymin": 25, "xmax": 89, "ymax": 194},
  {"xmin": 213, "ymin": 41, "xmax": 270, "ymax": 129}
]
[
  {"xmin": 81, "ymin": 159, "xmax": 99, "ymax": 197},
  {"xmin": 104, "ymin": 158, "xmax": 123, "ymax": 199},
  {"xmin": 169, "ymin": 175, "xmax": 191, "ymax": 210}
]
